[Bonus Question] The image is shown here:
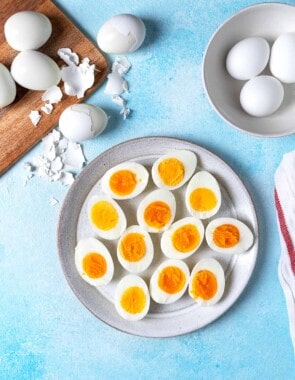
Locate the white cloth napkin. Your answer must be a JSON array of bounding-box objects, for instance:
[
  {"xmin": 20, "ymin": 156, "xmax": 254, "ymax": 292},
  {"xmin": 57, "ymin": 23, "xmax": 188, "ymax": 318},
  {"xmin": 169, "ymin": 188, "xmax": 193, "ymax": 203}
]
[{"xmin": 274, "ymin": 151, "xmax": 295, "ymax": 353}]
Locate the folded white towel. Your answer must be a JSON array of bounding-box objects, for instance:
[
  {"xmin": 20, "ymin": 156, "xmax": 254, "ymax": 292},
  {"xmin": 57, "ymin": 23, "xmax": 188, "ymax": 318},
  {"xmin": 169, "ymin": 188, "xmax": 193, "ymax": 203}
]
[{"xmin": 275, "ymin": 151, "xmax": 295, "ymax": 353}]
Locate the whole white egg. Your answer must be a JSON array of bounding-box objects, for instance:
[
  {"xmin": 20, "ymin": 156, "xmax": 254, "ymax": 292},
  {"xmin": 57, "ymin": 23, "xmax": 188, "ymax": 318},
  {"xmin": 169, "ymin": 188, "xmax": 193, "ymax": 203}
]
[
  {"xmin": 149, "ymin": 259, "xmax": 190, "ymax": 304},
  {"xmin": 240, "ymin": 75, "xmax": 284, "ymax": 117},
  {"xmin": 101, "ymin": 162, "xmax": 149, "ymax": 200},
  {"xmin": 75, "ymin": 237, "xmax": 114, "ymax": 287},
  {"xmin": 189, "ymin": 258, "xmax": 225, "ymax": 306},
  {"xmin": 161, "ymin": 217, "xmax": 204, "ymax": 259},
  {"xmin": 117, "ymin": 225, "xmax": 154, "ymax": 273},
  {"xmin": 88, "ymin": 194, "xmax": 127, "ymax": 240},
  {"xmin": 11, "ymin": 50, "xmax": 61, "ymax": 91},
  {"xmin": 97, "ymin": 14, "xmax": 146, "ymax": 54},
  {"xmin": 152, "ymin": 150, "xmax": 197, "ymax": 190},
  {"xmin": 205, "ymin": 217, "xmax": 254, "ymax": 255},
  {"xmin": 137, "ymin": 189, "xmax": 176, "ymax": 233},
  {"xmin": 226, "ymin": 37, "xmax": 270, "ymax": 80},
  {"xmin": 270, "ymin": 33, "xmax": 295, "ymax": 83},
  {"xmin": 185, "ymin": 171, "xmax": 221, "ymax": 220},
  {"xmin": 4, "ymin": 11, "xmax": 52, "ymax": 51},
  {"xmin": 59, "ymin": 104, "xmax": 108, "ymax": 142},
  {"xmin": 114, "ymin": 274, "xmax": 150, "ymax": 321},
  {"xmin": 0, "ymin": 63, "xmax": 16, "ymax": 108}
]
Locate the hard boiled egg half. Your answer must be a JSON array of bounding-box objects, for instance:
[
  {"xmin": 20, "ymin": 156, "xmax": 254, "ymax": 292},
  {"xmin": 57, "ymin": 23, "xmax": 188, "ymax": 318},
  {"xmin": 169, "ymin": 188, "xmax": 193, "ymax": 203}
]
[
  {"xmin": 75, "ymin": 237, "xmax": 114, "ymax": 286},
  {"xmin": 152, "ymin": 150, "xmax": 197, "ymax": 190},
  {"xmin": 185, "ymin": 171, "xmax": 221, "ymax": 219},
  {"xmin": 117, "ymin": 225, "xmax": 154, "ymax": 273},
  {"xmin": 189, "ymin": 258, "xmax": 225, "ymax": 306},
  {"xmin": 161, "ymin": 217, "xmax": 204, "ymax": 259},
  {"xmin": 101, "ymin": 162, "xmax": 149, "ymax": 200},
  {"xmin": 137, "ymin": 189, "xmax": 176, "ymax": 233},
  {"xmin": 115, "ymin": 275, "xmax": 150, "ymax": 321},
  {"xmin": 150, "ymin": 259, "xmax": 190, "ymax": 304},
  {"xmin": 205, "ymin": 217, "xmax": 254, "ymax": 254},
  {"xmin": 88, "ymin": 194, "xmax": 126, "ymax": 240}
]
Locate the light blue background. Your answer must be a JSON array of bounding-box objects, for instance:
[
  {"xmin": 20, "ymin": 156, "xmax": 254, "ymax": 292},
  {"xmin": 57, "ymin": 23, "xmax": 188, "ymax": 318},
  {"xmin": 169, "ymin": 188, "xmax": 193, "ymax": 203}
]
[{"xmin": 1, "ymin": 0, "xmax": 295, "ymax": 378}]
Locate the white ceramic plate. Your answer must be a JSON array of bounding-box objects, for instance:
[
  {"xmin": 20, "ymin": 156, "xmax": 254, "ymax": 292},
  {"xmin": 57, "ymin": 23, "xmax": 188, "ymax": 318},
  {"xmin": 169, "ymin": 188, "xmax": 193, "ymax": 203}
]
[
  {"xmin": 57, "ymin": 137, "xmax": 258, "ymax": 337},
  {"xmin": 203, "ymin": 3, "xmax": 295, "ymax": 137}
]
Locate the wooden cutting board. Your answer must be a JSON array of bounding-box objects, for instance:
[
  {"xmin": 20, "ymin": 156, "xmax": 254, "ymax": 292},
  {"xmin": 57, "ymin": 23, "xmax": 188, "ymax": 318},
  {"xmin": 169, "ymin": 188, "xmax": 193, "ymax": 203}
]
[{"xmin": 0, "ymin": 0, "xmax": 109, "ymax": 175}]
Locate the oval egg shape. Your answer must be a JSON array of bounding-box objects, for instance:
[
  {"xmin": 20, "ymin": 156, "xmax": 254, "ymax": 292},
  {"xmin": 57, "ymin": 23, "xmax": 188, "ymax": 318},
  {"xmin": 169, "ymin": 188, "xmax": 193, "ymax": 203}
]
[
  {"xmin": 270, "ymin": 33, "xmax": 295, "ymax": 83},
  {"xmin": 226, "ymin": 37, "xmax": 270, "ymax": 80},
  {"xmin": 11, "ymin": 50, "xmax": 61, "ymax": 91},
  {"xmin": 5, "ymin": 11, "xmax": 52, "ymax": 51},
  {"xmin": 0, "ymin": 63, "xmax": 16, "ymax": 108}
]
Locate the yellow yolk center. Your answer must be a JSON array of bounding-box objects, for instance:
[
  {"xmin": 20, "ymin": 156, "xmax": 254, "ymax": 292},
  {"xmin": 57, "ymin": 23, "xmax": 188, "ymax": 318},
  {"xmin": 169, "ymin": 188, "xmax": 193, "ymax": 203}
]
[
  {"xmin": 109, "ymin": 170, "xmax": 137, "ymax": 196},
  {"xmin": 158, "ymin": 266, "xmax": 186, "ymax": 294},
  {"xmin": 144, "ymin": 201, "xmax": 171, "ymax": 229},
  {"xmin": 158, "ymin": 158, "xmax": 185, "ymax": 187},
  {"xmin": 120, "ymin": 286, "xmax": 146, "ymax": 314},
  {"xmin": 191, "ymin": 270, "xmax": 217, "ymax": 300},
  {"xmin": 82, "ymin": 252, "xmax": 107, "ymax": 279},
  {"xmin": 213, "ymin": 224, "xmax": 240, "ymax": 248},
  {"xmin": 91, "ymin": 201, "xmax": 119, "ymax": 230},
  {"xmin": 189, "ymin": 188, "xmax": 217, "ymax": 211},
  {"xmin": 172, "ymin": 224, "xmax": 201, "ymax": 253},
  {"xmin": 119, "ymin": 233, "xmax": 146, "ymax": 262}
]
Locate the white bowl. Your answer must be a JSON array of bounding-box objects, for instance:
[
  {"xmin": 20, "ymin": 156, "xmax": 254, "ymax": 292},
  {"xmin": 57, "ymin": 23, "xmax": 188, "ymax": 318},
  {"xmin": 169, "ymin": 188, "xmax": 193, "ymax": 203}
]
[{"xmin": 203, "ymin": 3, "xmax": 295, "ymax": 137}]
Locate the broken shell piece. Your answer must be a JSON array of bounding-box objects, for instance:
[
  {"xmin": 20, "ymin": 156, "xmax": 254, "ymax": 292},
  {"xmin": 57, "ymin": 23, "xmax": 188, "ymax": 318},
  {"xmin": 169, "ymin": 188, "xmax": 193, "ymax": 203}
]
[
  {"xmin": 62, "ymin": 142, "xmax": 85, "ymax": 169},
  {"xmin": 29, "ymin": 110, "xmax": 41, "ymax": 126},
  {"xmin": 57, "ymin": 48, "xmax": 79, "ymax": 66},
  {"xmin": 60, "ymin": 171, "xmax": 75, "ymax": 186},
  {"xmin": 104, "ymin": 71, "xmax": 127, "ymax": 95},
  {"xmin": 49, "ymin": 198, "xmax": 59, "ymax": 206},
  {"xmin": 120, "ymin": 107, "xmax": 131, "ymax": 120},
  {"xmin": 112, "ymin": 95, "xmax": 126, "ymax": 107},
  {"xmin": 112, "ymin": 56, "xmax": 131, "ymax": 75},
  {"xmin": 42, "ymin": 85, "xmax": 62, "ymax": 104},
  {"xmin": 41, "ymin": 103, "xmax": 53, "ymax": 115}
]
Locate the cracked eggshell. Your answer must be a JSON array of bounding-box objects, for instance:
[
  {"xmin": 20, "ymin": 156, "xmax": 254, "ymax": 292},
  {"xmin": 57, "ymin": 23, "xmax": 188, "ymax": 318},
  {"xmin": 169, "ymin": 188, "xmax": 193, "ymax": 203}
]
[
  {"xmin": 11, "ymin": 50, "xmax": 61, "ymax": 91},
  {"xmin": 59, "ymin": 103, "xmax": 108, "ymax": 142},
  {"xmin": 5, "ymin": 11, "xmax": 52, "ymax": 51},
  {"xmin": 97, "ymin": 14, "xmax": 146, "ymax": 54},
  {"xmin": 0, "ymin": 63, "xmax": 16, "ymax": 108}
]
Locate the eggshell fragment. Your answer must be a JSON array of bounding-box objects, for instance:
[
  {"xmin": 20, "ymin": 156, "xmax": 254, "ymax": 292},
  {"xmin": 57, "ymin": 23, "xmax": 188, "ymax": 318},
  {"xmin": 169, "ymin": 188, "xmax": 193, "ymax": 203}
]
[{"xmin": 0, "ymin": 63, "xmax": 16, "ymax": 108}]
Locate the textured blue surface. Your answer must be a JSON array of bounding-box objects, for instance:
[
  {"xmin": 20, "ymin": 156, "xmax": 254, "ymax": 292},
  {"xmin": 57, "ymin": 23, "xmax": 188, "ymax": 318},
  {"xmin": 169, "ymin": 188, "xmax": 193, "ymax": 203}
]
[{"xmin": 1, "ymin": 0, "xmax": 295, "ymax": 378}]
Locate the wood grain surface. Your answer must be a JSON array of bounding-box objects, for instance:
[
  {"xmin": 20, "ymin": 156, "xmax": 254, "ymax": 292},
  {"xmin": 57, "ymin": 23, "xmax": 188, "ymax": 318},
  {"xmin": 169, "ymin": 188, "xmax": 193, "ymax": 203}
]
[{"xmin": 0, "ymin": 0, "xmax": 109, "ymax": 175}]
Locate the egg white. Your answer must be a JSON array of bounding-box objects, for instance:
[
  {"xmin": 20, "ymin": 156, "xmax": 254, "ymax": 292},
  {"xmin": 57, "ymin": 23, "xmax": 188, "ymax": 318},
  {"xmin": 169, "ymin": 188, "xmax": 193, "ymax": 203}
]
[
  {"xmin": 117, "ymin": 225, "xmax": 154, "ymax": 273},
  {"xmin": 205, "ymin": 217, "xmax": 254, "ymax": 254},
  {"xmin": 152, "ymin": 150, "xmax": 197, "ymax": 190},
  {"xmin": 189, "ymin": 258, "xmax": 225, "ymax": 306},
  {"xmin": 75, "ymin": 237, "xmax": 114, "ymax": 287},
  {"xmin": 114, "ymin": 274, "xmax": 150, "ymax": 321}
]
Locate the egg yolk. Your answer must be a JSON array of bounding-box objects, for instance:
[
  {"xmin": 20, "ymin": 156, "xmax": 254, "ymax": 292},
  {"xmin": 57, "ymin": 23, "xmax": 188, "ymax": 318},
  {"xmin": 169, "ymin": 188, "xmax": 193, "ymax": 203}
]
[
  {"xmin": 120, "ymin": 286, "xmax": 146, "ymax": 314},
  {"xmin": 119, "ymin": 233, "xmax": 146, "ymax": 262},
  {"xmin": 158, "ymin": 266, "xmax": 186, "ymax": 294},
  {"xmin": 189, "ymin": 188, "xmax": 217, "ymax": 211},
  {"xmin": 191, "ymin": 270, "xmax": 217, "ymax": 300},
  {"xmin": 82, "ymin": 252, "xmax": 107, "ymax": 279},
  {"xmin": 90, "ymin": 201, "xmax": 119, "ymax": 230},
  {"xmin": 213, "ymin": 224, "xmax": 240, "ymax": 248},
  {"xmin": 158, "ymin": 158, "xmax": 185, "ymax": 187},
  {"xmin": 144, "ymin": 201, "xmax": 171, "ymax": 229},
  {"xmin": 172, "ymin": 224, "xmax": 201, "ymax": 253},
  {"xmin": 109, "ymin": 170, "xmax": 137, "ymax": 196}
]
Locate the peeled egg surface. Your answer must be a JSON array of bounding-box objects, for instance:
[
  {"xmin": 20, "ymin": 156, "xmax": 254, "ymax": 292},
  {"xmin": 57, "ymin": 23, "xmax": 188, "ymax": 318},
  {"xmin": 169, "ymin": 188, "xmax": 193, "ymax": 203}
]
[
  {"xmin": 115, "ymin": 274, "xmax": 150, "ymax": 321},
  {"xmin": 226, "ymin": 37, "xmax": 270, "ymax": 80},
  {"xmin": 101, "ymin": 162, "xmax": 149, "ymax": 200},
  {"xmin": 152, "ymin": 150, "xmax": 197, "ymax": 190},
  {"xmin": 270, "ymin": 33, "xmax": 295, "ymax": 83},
  {"xmin": 11, "ymin": 50, "xmax": 61, "ymax": 91},
  {"xmin": 97, "ymin": 14, "xmax": 146, "ymax": 54},
  {"xmin": 117, "ymin": 225, "xmax": 154, "ymax": 273},
  {"xmin": 59, "ymin": 104, "xmax": 108, "ymax": 142},
  {"xmin": 4, "ymin": 11, "xmax": 52, "ymax": 51},
  {"xmin": 205, "ymin": 217, "xmax": 254, "ymax": 255},
  {"xmin": 0, "ymin": 63, "xmax": 16, "ymax": 108},
  {"xmin": 150, "ymin": 259, "xmax": 190, "ymax": 304},
  {"xmin": 161, "ymin": 217, "xmax": 204, "ymax": 259},
  {"xmin": 137, "ymin": 189, "xmax": 176, "ymax": 233},
  {"xmin": 240, "ymin": 75, "xmax": 284, "ymax": 117},
  {"xmin": 88, "ymin": 194, "xmax": 127, "ymax": 240},
  {"xmin": 75, "ymin": 237, "xmax": 114, "ymax": 287},
  {"xmin": 189, "ymin": 258, "xmax": 225, "ymax": 306},
  {"xmin": 185, "ymin": 171, "xmax": 221, "ymax": 220}
]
